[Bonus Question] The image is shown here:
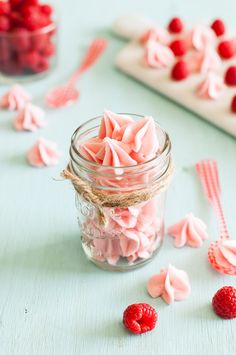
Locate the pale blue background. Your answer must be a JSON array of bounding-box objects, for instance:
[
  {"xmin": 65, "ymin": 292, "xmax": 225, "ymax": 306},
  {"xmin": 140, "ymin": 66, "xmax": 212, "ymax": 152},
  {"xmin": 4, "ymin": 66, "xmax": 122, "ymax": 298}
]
[{"xmin": 0, "ymin": 1, "xmax": 236, "ymax": 354}]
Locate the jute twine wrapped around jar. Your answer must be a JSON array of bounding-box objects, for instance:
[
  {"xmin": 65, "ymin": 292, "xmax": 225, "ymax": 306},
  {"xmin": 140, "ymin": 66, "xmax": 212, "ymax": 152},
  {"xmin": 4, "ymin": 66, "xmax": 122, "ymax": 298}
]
[{"xmin": 61, "ymin": 159, "xmax": 174, "ymax": 227}]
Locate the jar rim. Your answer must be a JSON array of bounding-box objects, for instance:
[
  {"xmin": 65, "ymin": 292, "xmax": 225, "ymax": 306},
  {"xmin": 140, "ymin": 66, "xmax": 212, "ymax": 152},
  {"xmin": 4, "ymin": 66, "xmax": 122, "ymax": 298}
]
[
  {"xmin": 0, "ymin": 22, "xmax": 57, "ymax": 38},
  {"xmin": 70, "ymin": 113, "xmax": 171, "ymax": 171}
]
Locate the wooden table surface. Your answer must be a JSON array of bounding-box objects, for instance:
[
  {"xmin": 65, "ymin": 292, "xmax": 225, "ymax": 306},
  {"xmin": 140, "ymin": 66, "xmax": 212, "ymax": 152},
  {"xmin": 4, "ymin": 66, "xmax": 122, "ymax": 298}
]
[{"xmin": 0, "ymin": 0, "xmax": 236, "ymax": 354}]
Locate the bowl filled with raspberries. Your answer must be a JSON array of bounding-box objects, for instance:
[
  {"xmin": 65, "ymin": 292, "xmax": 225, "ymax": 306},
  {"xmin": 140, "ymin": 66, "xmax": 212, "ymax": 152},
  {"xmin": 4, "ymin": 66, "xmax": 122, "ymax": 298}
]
[{"xmin": 0, "ymin": 0, "xmax": 57, "ymax": 82}]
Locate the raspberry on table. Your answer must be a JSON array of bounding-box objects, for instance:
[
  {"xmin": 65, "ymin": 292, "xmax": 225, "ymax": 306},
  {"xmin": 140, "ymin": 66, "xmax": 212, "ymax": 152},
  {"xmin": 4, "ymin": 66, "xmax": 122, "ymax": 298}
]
[
  {"xmin": 168, "ymin": 17, "xmax": 184, "ymax": 33},
  {"xmin": 218, "ymin": 40, "xmax": 235, "ymax": 59},
  {"xmin": 171, "ymin": 60, "xmax": 189, "ymax": 81},
  {"xmin": 123, "ymin": 303, "xmax": 157, "ymax": 335},
  {"xmin": 212, "ymin": 286, "xmax": 236, "ymax": 319},
  {"xmin": 211, "ymin": 19, "xmax": 226, "ymax": 36},
  {"xmin": 169, "ymin": 39, "xmax": 187, "ymax": 57},
  {"xmin": 230, "ymin": 95, "xmax": 236, "ymax": 113},
  {"xmin": 225, "ymin": 66, "xmax": 236, "ymax": 85}
]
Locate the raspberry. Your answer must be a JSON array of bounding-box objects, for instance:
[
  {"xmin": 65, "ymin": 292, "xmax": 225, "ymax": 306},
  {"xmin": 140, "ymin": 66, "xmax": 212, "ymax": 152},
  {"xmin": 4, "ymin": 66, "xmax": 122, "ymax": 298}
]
[
  {"xmin": 225, "ymin": 66, "xmax": 236, "ymax": 85},
  {"xmin": 20, "ymin": 5, "xmax": 39, "ymax": 17},
  {"xmin": 19, "ymin": 50, "xmax": 40, "ymax": 70},
  {"xmin": 0, "ymin": 15, "xmax": 10, "ymax": 31},
  {"xmin": 10, "ymin": 12, "xmax": 23, "ymax": 28},
  {"xmin": 0, "ymin": 1, "xmax": 11, "ymax": 15},
  {"xmin": 171, "ymin": 60, "xmax": 189, "ymax": 81},
  {"xmin": 169, "ymin": 39, "xmax": 187, "ymax": 57},
  {"xmin": 211, "ymin": 19, "xmax": 226, "ymax": 37},
  {"xmin": 23, "ymin": 0, "xmax": 39, "ymax": 5},
  {"xmin": 218, "ymin": 40, "xmax": 234, "ymax": 59},
  {"xmin": 41, "ymin": 41, "xmax": 55, "ymax": 57},
  {"xmin": 168, "ymin": 17, "xmax": 184, "ymax": 33},
  {"xmin": 11, "ymin": 28, "xmax": 30, "ymax": 52},
  {"xmin": 10, "ymin": 0, "xmax": 23, "ymax": 8},
  {"xmin": 212, "ymin": 286, "xmax": 236, "ymax": 319},
  {"xmin": 123, "ymin": 303, "xmax": 157, "ymax": 335},
  {"xmin": 230, "ymin": 95, "xmax": 236, "ymax": 113},
  {"xmin": 40, "ymin": 4, "xmax": 52, "ymax": 16},
  {"xmin": 22, "ymin": 12, "xmax": 41, "ymax": 31},
  {"xmin": 34, "ymin": 56, "xmax": 49, "ymax": 73},
  {"xmin": 0, "ymin": 37, "xmax": 11, "ymax": 61}
]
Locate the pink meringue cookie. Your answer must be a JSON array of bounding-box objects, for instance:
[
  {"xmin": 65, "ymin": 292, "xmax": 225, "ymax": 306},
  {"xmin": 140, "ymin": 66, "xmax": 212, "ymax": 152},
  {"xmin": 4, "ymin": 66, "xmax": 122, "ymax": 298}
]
[
  {"xmin": 96, "ymin": 137, "xmax": 137, "ymax": 169},
  {"xmin": 144, "ymin": 39, "xmax": 175, "ymax": 69},
  {"xmin": 13, "ymin": 103, "xmax": 46, "ymax": 132},
  {"xmin": 0, "ymin": 84, "xmax": 31, "ymax": 111},
  {"xmin": 187, "ymin": 25, "xmax": 216, "ymax": 51},
  {"xmin": 140, "ymin": 27, "xmax": 170, "ymax": 46},
  {"xmin": 27, "ymin": 137, "xmax": 60, "ymax": 167},
  {"xmin": 188, "ymin": 46, "xmax": 221, "ymax": 74},
  {"xmin": 197, "ymin": 72, "xmax": 225, "ymax": 100},
  {"xmin": 121, "ymin": 116, "xmax": 159, "ymax": 159},
  {"xmin": 168, "ymin": 213, "xmax": 208, "ymax": 248},
  {"xmin": 79, "ymin": 137, "xmax": 103, "ymax": 163},
  {"xmin": 147, "ymin": 264, "xmax": 191, "ymax": 304},
  {"xmin": 93, "ymin": 237, "xmax": 121, "ymax": 265},
  {"xmin": 99, "ymin": 110, "xmax": 134, "ymax": 140},
  {"xmin": 214, "ymin": 239, "xmax": 236, "ymax": 268}
]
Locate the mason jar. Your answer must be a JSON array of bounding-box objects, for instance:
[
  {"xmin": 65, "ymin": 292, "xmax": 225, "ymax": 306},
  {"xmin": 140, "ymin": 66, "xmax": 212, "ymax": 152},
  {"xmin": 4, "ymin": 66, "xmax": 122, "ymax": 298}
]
[
  {"xmin": 64, "ymin": 114, "xmax": 173, "ymax": 272},
  {"xmin": 0, "ymin": 21, "xmax": 57, "ymax": 83}
]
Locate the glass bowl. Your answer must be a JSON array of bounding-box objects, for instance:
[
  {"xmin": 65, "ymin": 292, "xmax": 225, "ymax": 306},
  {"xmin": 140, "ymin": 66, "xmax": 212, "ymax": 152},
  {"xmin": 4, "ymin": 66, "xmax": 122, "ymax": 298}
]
[{"xmin": 0, "ymin": 21, "xmax": 57, "ymax": 83}]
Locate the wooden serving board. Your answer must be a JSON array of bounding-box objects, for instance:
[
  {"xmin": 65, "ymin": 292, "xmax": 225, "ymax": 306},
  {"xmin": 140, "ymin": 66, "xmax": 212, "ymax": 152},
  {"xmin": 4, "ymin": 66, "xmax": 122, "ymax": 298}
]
[{"xmin": 113, "ymin": 15, "xmax": 236, "ymax": 137}]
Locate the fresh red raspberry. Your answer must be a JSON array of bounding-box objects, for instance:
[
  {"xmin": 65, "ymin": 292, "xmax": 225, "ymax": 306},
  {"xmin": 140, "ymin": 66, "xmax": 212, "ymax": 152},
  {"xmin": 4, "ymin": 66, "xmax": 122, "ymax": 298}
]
[
  {"xmin": 22, "ymin": 12, "xmax": 41, "ymax": 31},
  {"xmin": 211, "ymin": 19, "xmax": 226, "ymax": 37},
  {"xmin": 10, "ymin": 0, "xmax": 23, "ymax": 8},
  {"xmin": 171, "ymin": 60, "xmax": 189, "ymax": 81},
  {"xmin": 11, "ymin": 28, "xmax": 30, "ymax": 52},
  {"xmin": 218, "ymin": 40, "xmax": 235, "ymax": 59},
  {"xmin": 0, "ymin": 37, "xmax": 11, "ymax": 61},
  {"xmin": 19, "ymin": 50, "xmax": 40, "ymax": 70},
  {"xmin": 20, "ymin": 5, "xmax": 39, "ymax": 17},
  {"xmin": 0, "ymin": 1, "xmax": 11, "ymax": 15},
  {"xmin": 168, "ymin": 17, "xmax": 184, "ymax": 33},
  {"xmin": 169, "ymin": 39, "xmax": 187, "ymax": 57},
  {"xmin": 225, "ymin": 66, "xmax": 236, "ymax": 85},
  {"xmin": 34, "ymin": 56, "xmax": 49, "ymax": 73},
  {"xmin": 0, "ymin": 15, "xmax": 10, "ymax": 31},
  {"xmin": 123, "ymin": 303, "xmax": 157, "ymax": 335},
  {"xmin": 40, "ymin": 4, "xmax": 53, "ymax": 16},
  {"xmin": 230, "ymin": 95, "xmax": 236, "ymax": 113},
  {"xmin": 23, "ymin": 0, "xmax": 39, "ymax": 6},
  {"xmin": 41, "ymin": 41, "xmax": 55, "ymax": 57},
  {"xmin": 10, "ymin": 12, "xmax": 23, "ymax": 28},
  {"xmin": 212, "ymin": 286, "xmax": 236, "ymax": 319}
]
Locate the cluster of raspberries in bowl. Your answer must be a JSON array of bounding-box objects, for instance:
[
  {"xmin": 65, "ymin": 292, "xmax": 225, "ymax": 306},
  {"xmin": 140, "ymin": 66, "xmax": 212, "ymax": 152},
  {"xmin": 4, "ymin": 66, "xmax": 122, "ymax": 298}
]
[{"xmin": 0, "ymin": 0, "xmax": 56, "ymax": 78}]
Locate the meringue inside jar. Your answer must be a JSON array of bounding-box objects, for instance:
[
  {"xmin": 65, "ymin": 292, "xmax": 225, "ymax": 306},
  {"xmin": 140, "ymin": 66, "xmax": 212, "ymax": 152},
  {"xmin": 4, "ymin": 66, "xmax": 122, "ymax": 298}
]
[{"xmin": 69, "ymin": 113, "xmax": 172, "ymax": 271}]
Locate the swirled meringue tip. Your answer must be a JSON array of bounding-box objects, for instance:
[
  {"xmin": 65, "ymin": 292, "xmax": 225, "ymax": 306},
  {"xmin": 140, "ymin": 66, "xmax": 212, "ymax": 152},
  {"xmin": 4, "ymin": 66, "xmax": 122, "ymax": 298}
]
[
  {"xmin": 13, "ymin": 103, "xmax": 46, "ymax": 132},
  {"xmin": 140, "ymin": 26, "xmax": 170, "ymax": 46},
  {"xmin": 197, "ymin": 72, "xmax": 225, "ymax": 100},
  {"xmin": 27, "ymin": 137, "xmax": 60, "ymax": 167},
  {"xmin": 147, "ymin": 264, "xmax": 191, "ymax": 304},
  {"xmin": 214, "ymin": 239, "xmax": 236, "ymax": 268},
  {"xmin": 187, "ymin": 47, "xmax": 221, "ymax": 74},
  {"xmin": 99, "ymin": 110, "xmax": 134, "ymax": 140},
  {"xmin": 80, "ymin": 110, "xmax": 160, "ymax": 166},
  {"xmin": 168, "ymin": 213, "xmax": 208, "ymax": 248},
  {"xmin": 188, "ymin": 25, "xmax": 216, "ymax": 51},
  {"xmin": 0, "ymin": 84, "xmax": 31, "ymax": 111},
  {"xmin": 144, "ymin": 39, "xmax": 175, "ymax": 69}
]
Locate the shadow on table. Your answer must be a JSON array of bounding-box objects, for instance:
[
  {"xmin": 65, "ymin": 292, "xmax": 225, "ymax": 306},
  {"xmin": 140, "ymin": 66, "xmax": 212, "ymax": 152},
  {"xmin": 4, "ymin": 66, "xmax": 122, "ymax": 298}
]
[{"xmin": 0, "ymin": 237, "xmax": 96, "ymax": 275}]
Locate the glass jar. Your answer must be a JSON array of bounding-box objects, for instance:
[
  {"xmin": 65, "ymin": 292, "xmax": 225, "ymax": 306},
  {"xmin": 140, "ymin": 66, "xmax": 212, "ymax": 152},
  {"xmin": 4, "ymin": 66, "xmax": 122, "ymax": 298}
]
[
  {"xmin": 68, "ymin": 114, "xmax": 172, "ymax": 272},
  {"xmin": 0, "ymin": 22, "xmax": 57, "ymax": 83}
]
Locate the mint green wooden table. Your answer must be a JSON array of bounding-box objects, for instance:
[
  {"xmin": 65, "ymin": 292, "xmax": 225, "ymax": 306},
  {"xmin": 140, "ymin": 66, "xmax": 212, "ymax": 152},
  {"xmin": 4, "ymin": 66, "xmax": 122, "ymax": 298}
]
[{"xmin": 0, "ymin": 1, "xmax": 236, "ymax": 354}]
